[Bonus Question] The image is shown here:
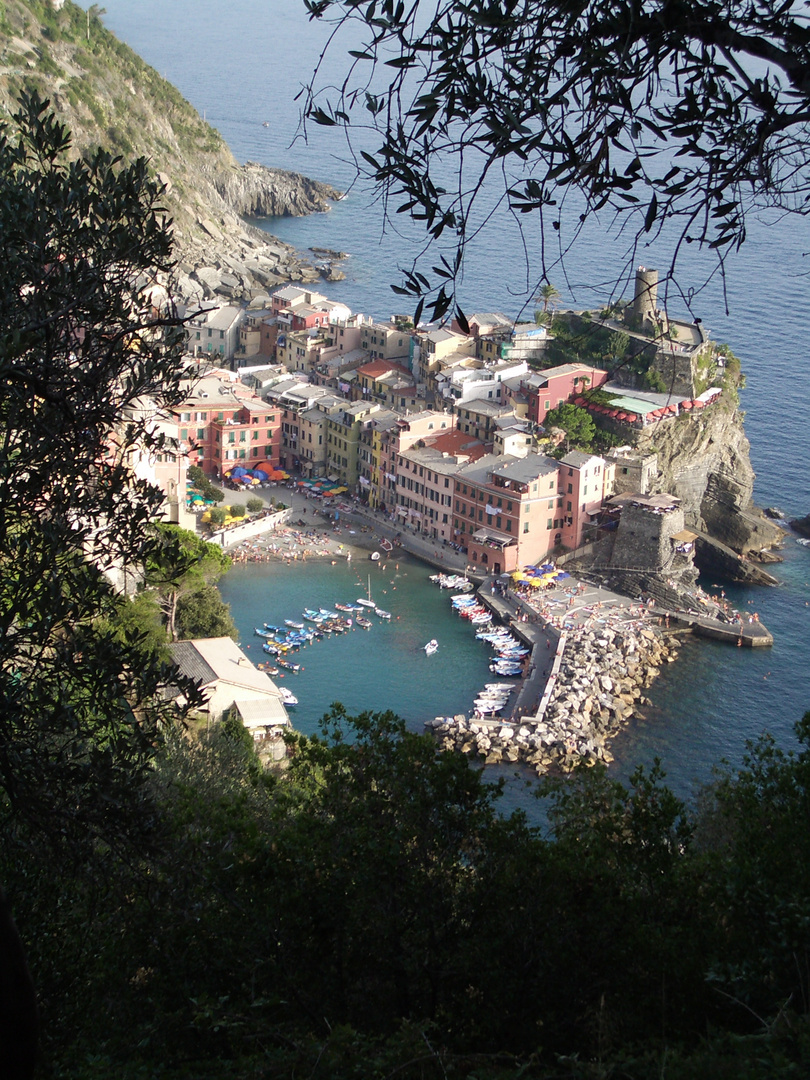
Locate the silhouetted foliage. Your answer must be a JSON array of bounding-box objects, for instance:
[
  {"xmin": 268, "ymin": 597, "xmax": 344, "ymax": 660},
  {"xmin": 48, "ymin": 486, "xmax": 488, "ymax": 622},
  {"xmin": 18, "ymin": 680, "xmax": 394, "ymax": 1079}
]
[{"xmin": 303, "ymin": 0, "xmax": 810, "ymax": 320}]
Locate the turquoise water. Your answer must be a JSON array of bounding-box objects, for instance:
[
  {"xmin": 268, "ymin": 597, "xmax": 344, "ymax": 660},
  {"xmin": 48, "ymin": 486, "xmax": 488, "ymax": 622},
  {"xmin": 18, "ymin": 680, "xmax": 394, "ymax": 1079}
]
[
  {"xmin": 103, "ymin": 0, "xmax": 810, "ymax": 799},
  {"xmin": 219, "ymin": 554, "xmax": 496, "ymax": 734}
]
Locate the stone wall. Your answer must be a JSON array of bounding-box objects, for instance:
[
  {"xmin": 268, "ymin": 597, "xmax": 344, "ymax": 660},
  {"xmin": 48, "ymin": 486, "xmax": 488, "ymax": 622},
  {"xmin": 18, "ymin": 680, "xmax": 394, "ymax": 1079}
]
[
  {"xmin": 429, "ymin": 623, "xmax": 681, "ymax": 773},
  {"xmin": 209, "ymin": 507, "xmax": 293, "ymax": 548}
]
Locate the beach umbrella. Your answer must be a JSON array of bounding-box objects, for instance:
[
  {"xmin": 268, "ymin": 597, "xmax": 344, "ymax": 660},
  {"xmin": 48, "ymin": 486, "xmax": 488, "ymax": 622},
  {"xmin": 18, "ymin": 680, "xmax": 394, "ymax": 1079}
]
[{"xmin": 691, "ymin": 399, "xmax": 705, "ymax": 409}]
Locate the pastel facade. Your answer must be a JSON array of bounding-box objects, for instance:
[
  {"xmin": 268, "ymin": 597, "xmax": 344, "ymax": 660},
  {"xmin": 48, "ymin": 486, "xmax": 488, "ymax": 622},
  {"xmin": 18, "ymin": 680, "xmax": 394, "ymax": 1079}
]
[
  {"xmin": 524, "ymin": 364, "xmax": 610, "ymax": 424},
  {"xmin": 453, "ymin": 453, "xmax": 561, "ymax": 573},
  {"xmin": 186, "ymin": 303, "xmax": 245, "ymax": 363},
  {"xmin": 454, "ymin": 398, "xmax": 517, "ymax": 443},
  {"xmin": 395, "ymin": 447, "xmax": 459, "ymax": 540},
  {"xmin": 326, "ymin": 402, "xmax": 381, "ymax": 486},
  {"xmin": 371, "ymin": 410, "xmax": 458, "ymax": 511},
  {"xmin": 359, "ymin": 320, "xmax": 413, "ymax": 363},
  {"xmin": 172, "ymin": 372, "xmax": 281, "ymax": 477},
  {"xmin": 557, "ymin": 451, "xmax": 610, "ymax": 549}
]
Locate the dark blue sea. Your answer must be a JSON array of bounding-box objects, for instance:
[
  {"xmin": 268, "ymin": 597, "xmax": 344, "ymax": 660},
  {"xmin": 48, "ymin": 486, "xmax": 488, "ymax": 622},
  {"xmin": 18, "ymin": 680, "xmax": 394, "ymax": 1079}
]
[{"xmin": 104, "ymin": 0, "xmax": 810, "ymax": 800}]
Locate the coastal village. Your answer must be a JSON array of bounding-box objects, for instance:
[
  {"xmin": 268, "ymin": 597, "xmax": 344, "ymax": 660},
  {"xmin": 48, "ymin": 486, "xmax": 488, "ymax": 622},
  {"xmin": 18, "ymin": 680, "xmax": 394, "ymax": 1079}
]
[{"xmin": 150, "ymin": 266, "xmax": 780, "ymax": 772}]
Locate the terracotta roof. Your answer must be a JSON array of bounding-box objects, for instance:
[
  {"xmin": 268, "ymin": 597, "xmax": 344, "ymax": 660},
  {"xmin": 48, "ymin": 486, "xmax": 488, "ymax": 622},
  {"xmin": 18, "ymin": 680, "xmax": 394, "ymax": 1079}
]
[{"xmin": 358, "ymin": 360, "xmax": 412, "ymax": 379}]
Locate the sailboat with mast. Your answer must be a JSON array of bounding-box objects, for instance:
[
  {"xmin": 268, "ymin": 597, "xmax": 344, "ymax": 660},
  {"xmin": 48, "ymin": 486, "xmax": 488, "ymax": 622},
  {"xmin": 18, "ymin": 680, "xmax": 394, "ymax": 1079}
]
[{"xmin": 357, "ymin": 574, "xmax": 376, "ymax": 607}]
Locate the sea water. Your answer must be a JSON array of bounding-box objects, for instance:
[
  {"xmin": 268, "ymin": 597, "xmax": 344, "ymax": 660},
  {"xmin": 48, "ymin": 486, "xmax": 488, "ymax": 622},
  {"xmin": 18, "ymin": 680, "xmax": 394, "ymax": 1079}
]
[
  {"xmin": 104, "ymin": 0, "xmax": 810, "ymax": 798},
  {"xmin": 219, "ymin": 554, "xmax": 496, "ymax": 732}
]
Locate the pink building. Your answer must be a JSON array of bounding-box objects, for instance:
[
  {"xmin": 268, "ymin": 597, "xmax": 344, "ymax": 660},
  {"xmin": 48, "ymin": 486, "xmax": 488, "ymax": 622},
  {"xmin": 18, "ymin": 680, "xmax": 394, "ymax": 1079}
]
[
  {"xmin": 524, "ymin": 363, "xmax": 609, "ymax": 424},
  {"xmin": 452, "ymin": 448, "xmax": 608, "ymax": 571},
  {"xmin": 372, "ymin": 411, "xmax": 457, "ymax": 511},
  {"xmin": 453, "ymin": 453, "xmax": 562, "ymax": 574},
  {"xmin": 171, "ymin": 373, "xmax": 281, "ymax": 479},
  {"xmin": 557, "ymin": 450, "xmax": 609, "ymax": 549}
]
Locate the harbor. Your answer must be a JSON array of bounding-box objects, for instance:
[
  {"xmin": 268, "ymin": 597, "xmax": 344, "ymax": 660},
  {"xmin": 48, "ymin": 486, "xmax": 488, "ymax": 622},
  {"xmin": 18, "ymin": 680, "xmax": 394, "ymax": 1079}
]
[{"xmin": 217, "ymin": 482, "xmax": 777, "ymax": 779}]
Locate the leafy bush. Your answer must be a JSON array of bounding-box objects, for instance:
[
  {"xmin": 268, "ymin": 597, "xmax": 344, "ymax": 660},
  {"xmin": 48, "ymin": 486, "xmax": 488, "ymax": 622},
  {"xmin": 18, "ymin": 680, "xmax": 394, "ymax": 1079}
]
[
  {"xmin": 246, "ymin": 497, "xmax": 264, "ymax": 514},
  {"xmin": 208, "ymin": 507, "xmax": 227, "ymax": 525},
  {"xmin": 229, "ymin": 504, "xmax": 246, "ymax": 519}
]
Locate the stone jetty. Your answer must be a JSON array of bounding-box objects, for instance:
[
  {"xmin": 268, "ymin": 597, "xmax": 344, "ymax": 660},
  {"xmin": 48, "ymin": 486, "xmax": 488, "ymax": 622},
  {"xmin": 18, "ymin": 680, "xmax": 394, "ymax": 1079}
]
[{"xmin": 428, "ymin": 621, "xmax": 681, "ymax": 774}]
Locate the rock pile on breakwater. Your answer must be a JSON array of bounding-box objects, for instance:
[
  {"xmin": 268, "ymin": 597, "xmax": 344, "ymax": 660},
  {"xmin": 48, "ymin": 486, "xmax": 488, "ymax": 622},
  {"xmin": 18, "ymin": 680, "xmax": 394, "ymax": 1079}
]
[{"xmin": 427, "ymin": 623, "xmax": 681, "ymax": 774}]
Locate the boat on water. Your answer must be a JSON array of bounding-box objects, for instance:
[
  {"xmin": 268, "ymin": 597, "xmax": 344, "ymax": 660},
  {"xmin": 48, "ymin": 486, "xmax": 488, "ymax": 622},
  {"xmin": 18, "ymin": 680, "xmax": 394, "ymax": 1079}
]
[
  {"xmin": 357, "ymin": 574, "xmax": 376, "ymax": 607},
  {"xmin": 356, "ymin": 615, "xmax": 372, "ymax": 629},
  {"xmin": 380, "ymin": 537, "xmax": 393, "ymax": 552},
  {"xmin": 798, "ymin": 537, "xmax": 810, "ymax": 547},
  {"xmin": 284, "ymin": 619, "xmax": 305, "ymax": 629},
  {"xmin": 424, "ymin": 639, "xmax": 438, "ymax": 655},
  {"xmin": 279, "ymin": 686, "xmax": 298, "ymax": 706},
  {"xmin": 432, "ymin": 572, "xmax": 472, "ymax": 590},
  {"xmin": 277, "ymin": 658, "xmax": 301, "ymax": 673},
  {"xmin": 473, "ymin": 700, "xmax": 505, "ymax": 714},
  {"xmin": 375, "ymin": 608, "xmax": 391, "ymax": 620},
  {"xmin": 370, "ymin": 551, "xmax": 381, "ymax": 561}
]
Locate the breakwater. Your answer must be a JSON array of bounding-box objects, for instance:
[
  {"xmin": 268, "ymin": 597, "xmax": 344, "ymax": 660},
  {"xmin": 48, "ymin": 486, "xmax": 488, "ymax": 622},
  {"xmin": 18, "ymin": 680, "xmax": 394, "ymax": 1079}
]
[{"xmin": 428, "ymin": 620, "xmax": 681, "ymax": 774}]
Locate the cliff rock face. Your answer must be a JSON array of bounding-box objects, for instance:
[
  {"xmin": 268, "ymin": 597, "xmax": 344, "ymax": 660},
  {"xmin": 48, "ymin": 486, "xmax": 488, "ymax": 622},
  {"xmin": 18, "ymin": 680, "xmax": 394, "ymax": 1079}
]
[
  {"xmin": 211, "ymin": 162, "xmax": 342, "ymax": 218},
  {"xmin": 636, "ymin": 402, "xmax": 783, "ymax": 581},
  {"xmin": 0, "ymin": 1, "xmax": 345, "ymax": 303}
]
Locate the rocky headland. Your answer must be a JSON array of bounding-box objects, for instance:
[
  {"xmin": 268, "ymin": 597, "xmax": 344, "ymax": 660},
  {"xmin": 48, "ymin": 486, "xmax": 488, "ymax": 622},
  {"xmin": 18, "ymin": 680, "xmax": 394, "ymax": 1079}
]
[
  {"xmin": 0, "ymin": 0, "xmax": 344, "ymax": 304},
  {"xmin": 638, "ymin": 402, "xmax": 783, "ymax": 582}
]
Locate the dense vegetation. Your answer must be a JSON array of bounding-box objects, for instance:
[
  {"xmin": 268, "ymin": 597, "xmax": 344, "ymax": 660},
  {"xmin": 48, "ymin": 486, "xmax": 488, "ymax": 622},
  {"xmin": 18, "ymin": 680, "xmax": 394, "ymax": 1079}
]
[{"xmin": 8, "ymin": 707, "xmax": 810, "ymax": 1078}]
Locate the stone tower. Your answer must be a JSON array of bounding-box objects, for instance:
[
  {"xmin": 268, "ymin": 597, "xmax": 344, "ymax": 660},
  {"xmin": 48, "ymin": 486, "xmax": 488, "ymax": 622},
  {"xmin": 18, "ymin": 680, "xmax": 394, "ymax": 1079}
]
[{"xmin": 632, "ymin": 266, "xmax": 659, "ymax": 334}]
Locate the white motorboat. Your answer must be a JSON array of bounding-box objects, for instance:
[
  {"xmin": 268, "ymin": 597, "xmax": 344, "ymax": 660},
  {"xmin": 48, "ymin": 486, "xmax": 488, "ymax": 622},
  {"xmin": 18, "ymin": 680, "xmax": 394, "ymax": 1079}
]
[
  {"xmin": 279, "ymin": 687, "xmax": 298, "ymax": 706},
  {"xmin": 375, "ymin": 607, "xmax": 392, "ymax": 620},
  {"xmin": 424, "ymin": 639, "xmax": 438, "ymax": 655}
]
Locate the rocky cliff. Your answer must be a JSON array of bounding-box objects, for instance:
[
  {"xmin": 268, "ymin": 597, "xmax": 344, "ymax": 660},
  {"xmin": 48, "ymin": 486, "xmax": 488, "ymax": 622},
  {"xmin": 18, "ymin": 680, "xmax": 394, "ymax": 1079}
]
[
  {"xmin": 0, "ymin": 0, "xmax": 344, "ymax": 303},
  {"xmin": 636, "ymin": 400, "xmax": 783, "ymax": 582}
]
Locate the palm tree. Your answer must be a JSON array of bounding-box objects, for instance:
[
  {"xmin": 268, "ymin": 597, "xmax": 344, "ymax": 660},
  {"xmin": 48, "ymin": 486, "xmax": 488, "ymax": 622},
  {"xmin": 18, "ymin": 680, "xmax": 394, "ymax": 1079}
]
[{"xmin": 536, "ymin": 282, "xmax": 560, "ymax": 315}]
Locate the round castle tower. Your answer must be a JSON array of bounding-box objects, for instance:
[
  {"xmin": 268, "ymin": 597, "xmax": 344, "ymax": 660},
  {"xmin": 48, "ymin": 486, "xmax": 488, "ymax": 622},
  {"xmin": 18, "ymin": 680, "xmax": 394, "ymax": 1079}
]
[{"xmin": 633, "ymin": 266, "xmax": 659, "ymax": 333}]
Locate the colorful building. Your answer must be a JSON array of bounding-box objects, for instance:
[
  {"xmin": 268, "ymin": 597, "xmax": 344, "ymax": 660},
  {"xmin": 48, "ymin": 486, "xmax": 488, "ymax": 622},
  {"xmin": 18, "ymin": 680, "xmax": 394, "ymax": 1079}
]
[
  {"xmin": 523, "ymin": 363, "xmax": 609, "ymax": 424},
  {"xmin": 171, "ymin": 370, "xmax": 281, "ymax": 478}
]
